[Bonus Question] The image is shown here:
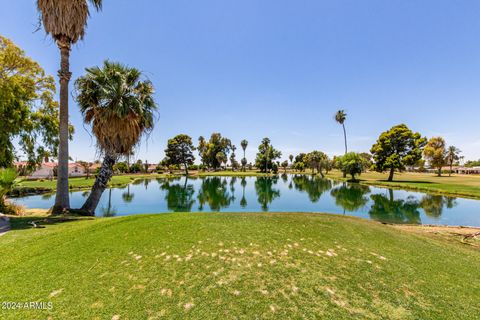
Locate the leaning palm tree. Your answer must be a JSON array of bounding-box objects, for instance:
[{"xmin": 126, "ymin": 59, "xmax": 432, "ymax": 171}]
[
  {"xmin": 75, "ymin": 61, "xmax": 156, "ymax": 215},
  {"xmin": 37, "ymin": 0, "xmax": 103, "ymax": 214},
  {"xmin": 334, "ymin": 109, "xmax": 348, "ymax": 154}
]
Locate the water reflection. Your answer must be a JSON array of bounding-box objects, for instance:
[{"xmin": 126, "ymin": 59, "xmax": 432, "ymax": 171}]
[
  {"xmin": 330, "ymin": 184, "xmax": 370, "ymax": 213},
  {"xmin": 369, "ymin": 192, "xmax": 421, "ymax": 224},
  {"xmin": 161, "ymin": 178, "xmax": 195, "ymax": 212},
  {"xmin": 419, "ymin": 195, "xmax": 457, "ymax": 218},
  {"xmin": 101, "ymin": 189, "xmax": 117, "ymax": 217},
  {"xmin": 240, "ymin": 177, "xmax": 248, "ymax": 208},
  {"xmin": 122, "ymin": 185, "xmax": 135, "ymax": 203},
  {"xmin": 255, "ymin": 176, "xmax": 280, "ymax": 211},
  {"xmin": 13, "ymin": 175, "xmax": 470, "ymax": 226},
  {"xmin": 293, "ymin": 175, "xmax": 332, "ymax": 202},
  {"xmin": 197, "ymin": 177, "xmax": 235, "ymax": 211}
]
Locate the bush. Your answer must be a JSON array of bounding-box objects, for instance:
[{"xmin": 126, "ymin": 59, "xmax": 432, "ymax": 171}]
[
  {"xmin": 189, "ymin": 164, "xmax": 199, "ymax": 171},
  {"xmin": 337, "ymin": 152, "xmax": 366, "ymax": 181}
]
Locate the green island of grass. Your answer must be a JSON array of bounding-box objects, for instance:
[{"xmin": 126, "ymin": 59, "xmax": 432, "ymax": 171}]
[{"xmin": 1, "ymin": 212, "xmax": 479, "ymax": 319}]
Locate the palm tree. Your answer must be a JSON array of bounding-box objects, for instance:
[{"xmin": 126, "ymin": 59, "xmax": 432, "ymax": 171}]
[
  {"xmin": 37, "ymin": 0, "xmax": 103, "ymax": 214},
  {"xmin": 446, "ymin": 146, "xmax": 461, "ymax": 176},
  {"xmin": 75, "ymin": 61, "xmax": 156, "ymax": 215},
  {"xmin": 289, "ymin": 154, "xmax": 293, "ymax": 164},
  {"xmin": 334, "ymin": 110, "xmax": 348, "ymax": 154},
  {"xmin": 240, "ymin": 139, "xmax": 248, "ymax": 172}
]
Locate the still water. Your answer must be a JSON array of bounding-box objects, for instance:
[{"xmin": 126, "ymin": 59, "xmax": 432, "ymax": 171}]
[{"xmin": 13, "ymin": 175, "xmax": 480, "ymax": 226}]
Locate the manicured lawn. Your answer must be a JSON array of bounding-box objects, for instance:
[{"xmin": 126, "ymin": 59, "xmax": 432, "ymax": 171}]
[
  {"xmin": 1, "ymin": 213, "xmax": 479, "ymax": 319},
  {"xmin": 327, "ymin": 170, "xmax": 480, "ymax": 199}
]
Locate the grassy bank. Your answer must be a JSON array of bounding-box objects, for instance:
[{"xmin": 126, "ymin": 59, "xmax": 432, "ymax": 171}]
[
  {"xmin": 1, "ymin": 212, "xmax": 479, "ymax": 319},
  {"xmin": 326, "ymin": 170, "xmax": 480, "ymax": 199}
]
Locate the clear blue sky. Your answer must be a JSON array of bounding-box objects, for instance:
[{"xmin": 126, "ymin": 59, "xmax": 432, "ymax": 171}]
[{"xmin": 2, "ymin": 0, "xmax": 480, "ymax": 163}]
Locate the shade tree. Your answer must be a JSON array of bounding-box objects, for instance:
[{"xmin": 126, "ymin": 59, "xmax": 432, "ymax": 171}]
[
  {"xmin": 163, "ymin": 134, "xmax": 196, "ymax": 175},
  {"xmin": 255, "ymin": 138, "xmax": 282, "ymax": 173},
  {"xmin": 423, "ymin": 137, "xmax": 446, "ymax": 176},
  {"xmin": 0, "ymin": 36, "xmax": 64, "ymax": 170},
  {"xmin": 336, "ymin": 152, "xmax": 367, "ymax": 182},
  {"xmin": 198, "ymin": 133, "xmax": 232, "ymax": 170},
  {"xmin": 370, "ymin": 124, "xmax": 427, "ymax": 181}
]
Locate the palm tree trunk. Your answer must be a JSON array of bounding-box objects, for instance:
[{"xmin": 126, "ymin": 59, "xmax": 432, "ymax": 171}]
[
  {"xmin": 342, "ymin": 123, "xmax": 348, "ymax": 178},
  {"xmin": 52, "ymin": 37, "xmax": 72, "ymax": 214},
  {"xmin": 79, "ymin": 153, "xmax": 116, "ymax": 216}
]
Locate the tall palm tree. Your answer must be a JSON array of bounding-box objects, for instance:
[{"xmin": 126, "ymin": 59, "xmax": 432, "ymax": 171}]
[
  {"xmin": 37, "ymin": 0, "xmax": 103, "ymax": 214},
  {"xmin": 241, "ymin": 139, "xmax": 248, "ymax": 158},
  {"xmin": 240, "ymin": 139, "xmax": 248, "ymax": 172},
  {"xmin": 334, "ymin": 110, "xmax": 348, "ymax": 154},
  {"xmin": 75, "ymin": 61, "xmax": 157, "ymax": 215}
]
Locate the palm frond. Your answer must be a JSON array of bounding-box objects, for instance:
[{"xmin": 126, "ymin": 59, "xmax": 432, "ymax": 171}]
[
  {"xmin": 75, "ymin": 61, "xmax": 158, "ymax": 156},
  {"xmin": 37, "ymin": 0, "xmax": 102, "ymax": 43}
]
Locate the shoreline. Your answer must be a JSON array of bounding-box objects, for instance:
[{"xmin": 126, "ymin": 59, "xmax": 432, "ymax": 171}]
[{"xmin": 10, "ymin": 171, "xmax": 480, "ymax": 200}]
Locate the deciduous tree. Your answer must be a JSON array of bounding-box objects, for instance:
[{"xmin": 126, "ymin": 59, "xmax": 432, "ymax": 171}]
[
  {"xmin": 0, "ymin": 36, "xmax": 64, "ymax": 170},
  {"xmin": 423, "ymin": 137, "xmax": 447, "ymax": 176}
]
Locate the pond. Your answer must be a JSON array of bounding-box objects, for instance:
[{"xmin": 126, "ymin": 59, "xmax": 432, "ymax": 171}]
[{"xmin": 12, "ymin": 175, "xmax": 480, "ymax": 226}]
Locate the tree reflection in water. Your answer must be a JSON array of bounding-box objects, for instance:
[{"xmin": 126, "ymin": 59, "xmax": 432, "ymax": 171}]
[
  {"xmin": 240, "ymin": 177, "xmax": 247, "ymax": 208},
  {"xmin": 122, "ymin": 184, "xmax": 135, "ymax": 203},
  {"xmin": 101, "ymin": 188, "xmax": 117, "ymax": 217},
  {"xmin": 330, "ymin": 183, "xmax": 370, "ymax": 213},
  {"xmin": 292, "ymin": 175, "xmax": 332, "ymax": 202},
  {"xmin": 197, "ymin": 177, "xmax": 235, "ymax": 211},
  {"xmin": 419, "ymin": 195, "xmax": 457, "ymax": 218},
  {"xmin": 369, "ymin": 189, "xmax": 458, "ymax": 224},
  {"xmin": 161, "ymin": 177, "xmax": 195, "ymax": 212},
  {"xmin": 255, "ymin": 176, "xmax": 280, "ymax": 211},
  {"xmin": 92, "ymin": 176, "xmax": 459, "ymax": 221}
]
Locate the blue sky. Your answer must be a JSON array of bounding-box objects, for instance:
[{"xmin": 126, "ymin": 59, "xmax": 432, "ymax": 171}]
[{"xmin": 2, "ymin": 0, "xmax": 480, "ymax": 163}]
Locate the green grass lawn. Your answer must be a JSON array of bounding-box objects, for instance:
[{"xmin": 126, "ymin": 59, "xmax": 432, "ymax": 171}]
[
  {"xmin": 1, "ymin": 212, "xmax": 479, "ymax": 319},
  {"xmin": 326, "ymin": 170, "xmax": 480, "ymax": 199}
]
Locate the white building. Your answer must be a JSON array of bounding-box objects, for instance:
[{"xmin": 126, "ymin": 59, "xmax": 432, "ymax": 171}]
[{"xmin": 15, "ymin": 162, "xmax": 86, "ymax": 179}]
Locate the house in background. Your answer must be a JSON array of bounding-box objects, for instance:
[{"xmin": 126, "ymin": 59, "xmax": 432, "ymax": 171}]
[
  {"xmin": 430, "ymin": 166, "xmax": 480, "ymax": 175},
  {"xmin": 15, "ymin": 162, "xmax": 86, "ymax": 179}
]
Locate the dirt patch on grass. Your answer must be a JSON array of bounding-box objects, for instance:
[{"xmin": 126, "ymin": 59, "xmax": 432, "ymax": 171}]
[{"xmin": 393, "ymin": 224, "xmax": 480, "ymax": 248}]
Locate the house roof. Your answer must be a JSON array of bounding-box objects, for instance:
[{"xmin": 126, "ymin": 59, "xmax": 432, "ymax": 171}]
[{"xmin": 14, "ymin": 162, "xmax": 82, "ymax": 168}]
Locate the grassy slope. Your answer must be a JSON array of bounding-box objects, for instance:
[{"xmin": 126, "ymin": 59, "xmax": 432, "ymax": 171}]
[
  {"xmin": 1, "ymin": 213, "xmax": 479, "ymax": 319},
  {"xmin": 326, "ymin": 170, "xmax": 480, "ymax": 199}
]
